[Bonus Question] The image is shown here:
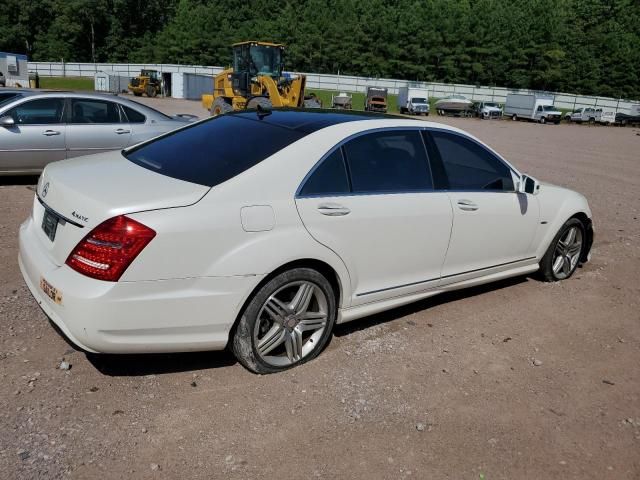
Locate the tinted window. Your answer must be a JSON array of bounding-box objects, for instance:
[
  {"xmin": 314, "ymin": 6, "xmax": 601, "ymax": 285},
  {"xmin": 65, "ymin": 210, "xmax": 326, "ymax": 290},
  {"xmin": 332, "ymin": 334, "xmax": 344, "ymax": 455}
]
[
  {"xmin": 429, "ymin": 131, "xmax": 514, "ymax": 191},
  {"xmin": 122, "ymin": 105, "xmax": 146, "ymax": 123},
  {"xmin": 70, "ymin": 99, "xmax": 121, "ymax": 124},
  {"xmin": 299, "ymin": 149, "xmax": 350, "ymax": 196},
  {"xmin": 125, "ymin": 115, "xmax": 305, "ymax": 187},
  {"xmin": 343, "ymin": 130, "xmax": 432, "ymax": 193},
  {"xmin": 7, "ymin": 98, "xmax": 64, "ymax": 125}
]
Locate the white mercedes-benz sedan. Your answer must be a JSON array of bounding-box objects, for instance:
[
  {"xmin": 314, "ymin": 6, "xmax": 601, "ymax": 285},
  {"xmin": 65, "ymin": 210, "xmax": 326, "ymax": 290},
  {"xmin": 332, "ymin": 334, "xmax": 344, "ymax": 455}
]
[{"xmin": 19, "ymin": 109, "xmax": 593, "ymax": 373}]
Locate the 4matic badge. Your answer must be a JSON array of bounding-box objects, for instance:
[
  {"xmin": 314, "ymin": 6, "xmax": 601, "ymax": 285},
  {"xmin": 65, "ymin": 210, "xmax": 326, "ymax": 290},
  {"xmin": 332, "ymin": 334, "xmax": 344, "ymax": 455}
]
[{"xmin": 72, "ymin": 211, "xmax": 89, "ymax": 223}]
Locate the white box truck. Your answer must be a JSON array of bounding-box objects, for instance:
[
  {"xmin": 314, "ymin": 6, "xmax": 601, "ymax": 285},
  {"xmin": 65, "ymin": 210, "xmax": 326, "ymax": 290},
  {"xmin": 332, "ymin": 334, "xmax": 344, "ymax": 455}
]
[
  {"xmin": 397, "ymin": 87, "xmax": 429, "ymax": 116},
  {"xmin": 504, "ymin": 93, "xmax": 562, "ymax": 124}
]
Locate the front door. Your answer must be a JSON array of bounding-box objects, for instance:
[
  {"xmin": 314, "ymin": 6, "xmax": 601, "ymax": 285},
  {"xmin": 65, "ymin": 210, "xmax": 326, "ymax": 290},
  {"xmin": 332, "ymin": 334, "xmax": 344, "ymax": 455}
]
[
  {"xmin": 0, "ymin": 97, "xmax": 66, "ymax": 173},
  {"xmin": 295, "ymin": 129, "xmax": 453, "ymax": 306},
  {"xmin": 65, "ymin": 98, "xmax": 131, "ymax": 158},
  {"xmin": 426, "ymin": 129, "xmax": 540, "ymax": 280}
]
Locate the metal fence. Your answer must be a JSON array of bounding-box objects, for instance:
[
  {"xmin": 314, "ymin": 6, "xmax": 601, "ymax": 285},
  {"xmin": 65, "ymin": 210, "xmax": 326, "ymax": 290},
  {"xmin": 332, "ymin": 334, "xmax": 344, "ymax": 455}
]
[{"xmin": 28, "ymin": 61, "xmax": 638, "ymax": 113}]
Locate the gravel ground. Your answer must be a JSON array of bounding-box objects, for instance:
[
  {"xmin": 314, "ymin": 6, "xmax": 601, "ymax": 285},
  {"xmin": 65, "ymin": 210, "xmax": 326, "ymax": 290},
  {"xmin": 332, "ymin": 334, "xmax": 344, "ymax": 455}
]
[{"xmin": 1, "ymin": 97, "xmax": 639, "ymax": 480}]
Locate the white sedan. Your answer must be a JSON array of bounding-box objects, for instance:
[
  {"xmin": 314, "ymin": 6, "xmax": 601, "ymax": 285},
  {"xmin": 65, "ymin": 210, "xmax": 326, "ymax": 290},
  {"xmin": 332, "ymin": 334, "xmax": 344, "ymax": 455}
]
[{"xmin": 19, "ymin": 109, "xmax": 593, "ymax": 373}]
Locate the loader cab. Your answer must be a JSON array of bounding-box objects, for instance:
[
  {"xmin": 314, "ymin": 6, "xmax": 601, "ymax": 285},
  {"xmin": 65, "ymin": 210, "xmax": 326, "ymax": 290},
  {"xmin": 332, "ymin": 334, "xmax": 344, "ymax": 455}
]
[
  {"xmin": 232, "ymin": 42, "xmax": 284, "ymax": 96},
  {"xmin": 141, "ymin": 70, "xmax": 160, "ymax": 82}
]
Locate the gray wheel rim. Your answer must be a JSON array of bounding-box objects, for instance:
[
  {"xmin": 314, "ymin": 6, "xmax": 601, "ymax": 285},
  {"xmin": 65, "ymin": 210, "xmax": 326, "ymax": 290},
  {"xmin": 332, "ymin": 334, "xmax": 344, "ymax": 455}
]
[
  {"xmin": 253, "ymin": 281, "xmax": 328, "ymax": 367},
  {"xmin": 552, "ymin": 226, "xmax": 583, "ymax": 279}
]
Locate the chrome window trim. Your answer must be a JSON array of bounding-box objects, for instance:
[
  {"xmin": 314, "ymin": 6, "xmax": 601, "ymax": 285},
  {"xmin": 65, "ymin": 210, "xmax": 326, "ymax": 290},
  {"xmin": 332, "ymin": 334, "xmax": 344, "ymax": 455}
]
[
  {"xmin": 295, "ymin": 126, "xmax": 522, "ymax": 199},
  {"xmin": 295, "ymin": 126, "xmax": 435, "ymax": 199}
]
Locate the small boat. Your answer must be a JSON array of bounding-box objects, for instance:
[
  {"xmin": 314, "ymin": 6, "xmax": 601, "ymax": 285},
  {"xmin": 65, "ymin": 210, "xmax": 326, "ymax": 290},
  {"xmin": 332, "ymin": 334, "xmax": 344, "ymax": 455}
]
[{"xmin": 435, "ymin": 95, "xmax": 473, "ymax": 116}]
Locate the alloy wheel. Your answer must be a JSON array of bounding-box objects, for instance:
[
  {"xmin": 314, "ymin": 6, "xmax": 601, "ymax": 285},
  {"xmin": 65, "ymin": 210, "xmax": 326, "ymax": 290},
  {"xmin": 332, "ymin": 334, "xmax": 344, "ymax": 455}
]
[
  {"xmin": 552, "ymin": 226, "xmax": 583, "ymax": 279},
  {"xmin": 253, "ymin": 281, "xmax": 328, "ymax": 367}
]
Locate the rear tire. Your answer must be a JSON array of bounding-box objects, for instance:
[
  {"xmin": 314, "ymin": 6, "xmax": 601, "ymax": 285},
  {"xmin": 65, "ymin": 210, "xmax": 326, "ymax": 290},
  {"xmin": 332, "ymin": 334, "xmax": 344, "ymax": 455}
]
[
  {"xmin": 232, "ymin": 268, "xmax": 337, "ymax": 374},
  {"xmin": 511, "ymin": 114, "xmax": 517, "ymax": 121},
  {"xmin": 247, "ymin": 97, "xmax": 273, "ymax": 110},
  {"xmin": 211, "ymin": 97, "xmax": 233, "ymax": 116},
  {"xmin": 539, "ymin": 218, "xmax": 585, "ymax": 282}
]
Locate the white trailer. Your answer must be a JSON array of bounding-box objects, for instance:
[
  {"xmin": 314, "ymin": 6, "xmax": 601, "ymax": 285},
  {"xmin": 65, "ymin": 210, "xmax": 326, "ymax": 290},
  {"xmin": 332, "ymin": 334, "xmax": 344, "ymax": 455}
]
[
  {"xmin": 94, "ymin": 71, "xmax": 130, "ymax": 93},
  {"xmin": 397, "ymin": 87, "xmax": 429, "ymax": 115},
  {"xmin": 504, "ymin": 93, "xmax": 562, "ymax": 124}
]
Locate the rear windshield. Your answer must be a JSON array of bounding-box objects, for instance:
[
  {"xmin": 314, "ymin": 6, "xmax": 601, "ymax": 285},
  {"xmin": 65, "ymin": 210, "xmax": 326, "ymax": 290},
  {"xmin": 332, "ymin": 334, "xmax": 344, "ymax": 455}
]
[{"xmin": 125, "ymin": 114, "xmax": 305, "ymax": 187}]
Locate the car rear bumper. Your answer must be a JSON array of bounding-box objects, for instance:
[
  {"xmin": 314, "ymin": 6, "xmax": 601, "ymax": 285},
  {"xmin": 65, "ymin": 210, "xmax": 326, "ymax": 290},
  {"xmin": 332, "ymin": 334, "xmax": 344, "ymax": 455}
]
[{"xmin": 19, "ymin": 216, "xmax": 263, "ymax": 354}]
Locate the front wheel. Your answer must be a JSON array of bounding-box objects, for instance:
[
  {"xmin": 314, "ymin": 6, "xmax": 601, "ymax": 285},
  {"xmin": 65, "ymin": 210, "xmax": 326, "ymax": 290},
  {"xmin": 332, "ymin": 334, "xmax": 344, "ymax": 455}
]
[
  {"xmin": 540, "ymin": 116, "xmax": 546, "ymax": 124},
  {"xmin": 232, "ymin": 268, "xmax": 337, "ymax": 374},
  {"xmin": 511, "ymin": 114, "xmax": 517, "ymax": 121},
  {"xmin": 211, "ymin": 97, "xmax": 233, "ymax": 116},
  {"xmin": 539, "ymin": 218, "xmax": 585, "ymax": 281}
]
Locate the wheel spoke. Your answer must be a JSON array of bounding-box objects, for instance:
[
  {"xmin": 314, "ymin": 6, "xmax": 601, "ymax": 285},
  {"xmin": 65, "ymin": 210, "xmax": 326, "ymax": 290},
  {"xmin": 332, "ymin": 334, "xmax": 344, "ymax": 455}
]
[
  {"xmin": 263, "ymin": 296, "xmax": 289, "ymax": 324},
  {"xmin": 257, "ymin": 324, "xmax": 286, "ymax": 356},
  {"xmin": 284, "ymin": 329, "xmax": 303, "ymax": 362},
  {"xmin": 564, "ymin": 227, "xmax": 576, "ymax": 246},
  {"xmin": 289, "ymin": 283, "xmax": 315, "ymax": 315},
  {"xmin": 297, "ymin": 311, "xmax": 327, "ymax": 332},
  {"xmin": 568, "ymin": 242, "xmax": 582, "ymax": 256},
  {"xmin": 562, "ymin": 256, "xmax": 572, "ymax": 275},
  {"xmin": 552, "ymin": 255, "xmax": 564, "ymax": 274}
]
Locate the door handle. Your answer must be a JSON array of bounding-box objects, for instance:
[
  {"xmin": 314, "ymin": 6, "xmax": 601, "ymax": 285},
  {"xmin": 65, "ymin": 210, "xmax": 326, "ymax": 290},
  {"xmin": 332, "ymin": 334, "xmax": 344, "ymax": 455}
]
[
  {"xmin": 457, "ymin": 199, "xmax": 479, "ymax": 211},
  {"xmin": 115, "ymin": 128, "xmax": 131, "ymax": 134},
  {"xmin": 42, "ymin": 130, "xmax": 61, "ymax": 136},
  {"xmin": 317, "ymin": 203, "xmax": 351, "ymax": 216}
]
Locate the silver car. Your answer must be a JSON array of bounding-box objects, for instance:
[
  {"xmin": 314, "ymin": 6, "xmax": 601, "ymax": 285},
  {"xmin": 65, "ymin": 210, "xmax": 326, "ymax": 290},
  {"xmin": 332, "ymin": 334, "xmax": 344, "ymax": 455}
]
[{"xmin": 0, "ymin": 91, "xmax": 197, "ymax": 175}]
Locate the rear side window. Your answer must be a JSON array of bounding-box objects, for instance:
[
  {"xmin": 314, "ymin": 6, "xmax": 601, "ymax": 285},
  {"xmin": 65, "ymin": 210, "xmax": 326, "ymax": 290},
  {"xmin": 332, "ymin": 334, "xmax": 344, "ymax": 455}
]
[
  {"xmin": 299, "ymin": 149, "xmax": 350, "ymax": 196},
  {"xmin": 7, "ymin": 98, "xmax": 64, "ymax": 125},
  {"xmin": 70, "ymin": 99, "xmax": 121, "ymax": 124},
  {"xmin": 122, "ymin": 105, "xmax": 146, "ymax": 123},
  {"xmin": 343, "ymin": 130, "xmax": 432, "ymax": 193},
  {"xmin": 125, "ymin": 115, "xmax": 305, "ymax": 187},
  {"xmin": 429, "ymin": 130, "xmax": 514, "ymax": 191}
]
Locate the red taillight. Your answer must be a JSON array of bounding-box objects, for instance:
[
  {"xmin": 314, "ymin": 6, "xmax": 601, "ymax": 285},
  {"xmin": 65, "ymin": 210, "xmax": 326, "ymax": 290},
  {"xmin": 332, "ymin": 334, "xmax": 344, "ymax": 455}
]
[{"xmin": 66, "ymin": 215, "xmax": 156, "ymax": 282}]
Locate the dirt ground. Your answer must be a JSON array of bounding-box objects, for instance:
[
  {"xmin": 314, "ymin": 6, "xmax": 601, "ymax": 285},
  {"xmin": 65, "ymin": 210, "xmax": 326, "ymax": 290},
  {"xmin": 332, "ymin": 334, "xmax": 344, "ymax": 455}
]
[{"xmin": 1, "ymin": 96, "xmax": 639, "ymax": 480}]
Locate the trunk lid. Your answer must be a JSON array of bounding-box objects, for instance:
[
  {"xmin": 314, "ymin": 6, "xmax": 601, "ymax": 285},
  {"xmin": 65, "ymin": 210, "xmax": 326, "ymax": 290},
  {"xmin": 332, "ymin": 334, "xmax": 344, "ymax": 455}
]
[{"xmin": 34, "ymin": 152, "xmax": 209, "ymax": 266}]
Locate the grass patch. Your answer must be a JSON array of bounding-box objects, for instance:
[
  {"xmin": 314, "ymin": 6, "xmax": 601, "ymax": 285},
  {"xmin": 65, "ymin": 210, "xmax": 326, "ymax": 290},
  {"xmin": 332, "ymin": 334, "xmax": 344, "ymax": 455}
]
[{"xmin": 39, "ymin": 76, "xmax": 94, "ymax": 91}]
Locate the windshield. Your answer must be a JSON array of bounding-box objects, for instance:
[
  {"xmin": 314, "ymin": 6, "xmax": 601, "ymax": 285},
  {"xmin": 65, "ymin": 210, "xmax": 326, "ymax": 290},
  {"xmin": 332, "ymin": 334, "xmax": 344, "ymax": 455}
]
[
  {"xmin": 235, "ymin": 44, "xmax": 283, "ymax": 77},
  {"xmin": 125, "ymin": 114, "xmax": 305, "ymax": 187},
  {"xmin": 542, "ymin": 105, "xmax": 558, "ymax": 111},
  {"xmin": 0, "ymin": 92, "xmax": 22, "ymax": 108},
  {"xmin": 485, "ymin": 103, "xmax": 498, "ymax": 108},
  {"xmin": 411, "ymin": 98, "xmax": 427, "ymax": 104}
]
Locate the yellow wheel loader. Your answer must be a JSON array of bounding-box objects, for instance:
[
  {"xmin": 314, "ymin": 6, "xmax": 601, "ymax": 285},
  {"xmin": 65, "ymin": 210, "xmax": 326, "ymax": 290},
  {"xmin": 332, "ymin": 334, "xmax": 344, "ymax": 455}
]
[
  {"xmin": 202, "ymin": 41, "xmax": 320, "ymax": 116},
  {"xmin": 128, "ymin": 69, "xmax": 161, "ymax": 97}
]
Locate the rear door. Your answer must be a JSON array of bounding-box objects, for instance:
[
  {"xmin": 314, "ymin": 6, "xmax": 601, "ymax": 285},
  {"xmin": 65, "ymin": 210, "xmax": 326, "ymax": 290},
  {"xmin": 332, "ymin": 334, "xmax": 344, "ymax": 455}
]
[
  {"xmin": 295, "ymin": 129, "xmax": 453, "ymax": 306},
  {"xmin": 65, "ymin": 98, "xmax": 131, "ymax": 158},
  {"xmin": 0, "ymin": 97, "xmax": 66, "ymax": 173},
  {"xmin": 425, "ymin": 129, "xmax": 539, "ymax": 281}
]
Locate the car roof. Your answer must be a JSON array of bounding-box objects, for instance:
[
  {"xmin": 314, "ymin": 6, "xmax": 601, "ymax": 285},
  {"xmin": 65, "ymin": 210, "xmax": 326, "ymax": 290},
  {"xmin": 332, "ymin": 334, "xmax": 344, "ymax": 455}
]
[
  {"xmin": 0, "ymin": 90, "xmax": 173, "ymax": 120},
  {"xmin": 232, "ymin": 108, "xmax": 411, "ymax": 134}
]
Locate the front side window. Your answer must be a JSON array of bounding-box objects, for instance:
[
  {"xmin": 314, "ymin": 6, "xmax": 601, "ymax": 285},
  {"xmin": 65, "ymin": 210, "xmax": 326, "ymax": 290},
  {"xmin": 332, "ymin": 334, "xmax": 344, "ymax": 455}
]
[
  {"xmin": 343, "ymin": 130, "xmax": 432, "ymax": 193},
  {"xmin": 429, "ymin": 130, "xmax": 514, "ymax": 191},
  {"xmin": 70, "ymin": 99, "xmax": 121, "ymax": 124},
  {"xmin": 7, "ymin": 98, "xmax": 64, "ymax": 125}
]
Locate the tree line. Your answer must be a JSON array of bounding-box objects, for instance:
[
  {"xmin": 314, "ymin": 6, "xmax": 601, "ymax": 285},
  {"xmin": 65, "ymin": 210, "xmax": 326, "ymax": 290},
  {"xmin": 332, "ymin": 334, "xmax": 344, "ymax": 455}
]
[{"xmin": 1, "ymin": 0, "xmax": 639, "ymax": 99}]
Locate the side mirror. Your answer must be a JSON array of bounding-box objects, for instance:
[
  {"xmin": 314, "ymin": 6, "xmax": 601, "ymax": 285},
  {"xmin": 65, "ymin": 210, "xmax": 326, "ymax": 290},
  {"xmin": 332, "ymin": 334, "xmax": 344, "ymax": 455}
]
[
  {"xmin": 0, "ymin": 115, "xmax": 15, "ymax": 127},
  {"xmin": 519, "ymin": 175, "xmax": 541, "ymax": 195}
]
